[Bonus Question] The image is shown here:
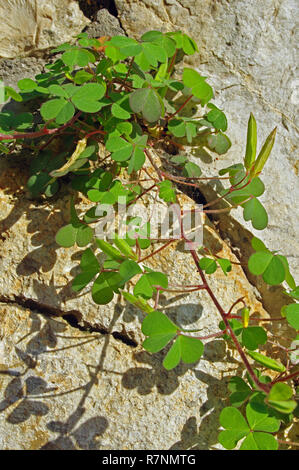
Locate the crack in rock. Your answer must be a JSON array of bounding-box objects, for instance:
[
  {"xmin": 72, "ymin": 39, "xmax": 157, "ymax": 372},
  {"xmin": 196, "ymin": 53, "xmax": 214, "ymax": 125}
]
[{"xmin": 0, "ymin": 294, "xmax": 137, "ymax": 348}]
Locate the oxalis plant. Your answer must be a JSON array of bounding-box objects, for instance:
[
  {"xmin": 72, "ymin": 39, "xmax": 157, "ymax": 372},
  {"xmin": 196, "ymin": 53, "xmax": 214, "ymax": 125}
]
[{"xmin": 0, "ymin": 30, "xmax": 298, "ymax": 450}]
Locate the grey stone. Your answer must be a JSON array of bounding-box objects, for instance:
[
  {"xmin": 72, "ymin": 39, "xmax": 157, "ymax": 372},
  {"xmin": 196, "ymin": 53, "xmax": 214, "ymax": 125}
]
[
  {"xmin": 85, "ymin": 8, "xmax": 125, "ymax": 39},
  {"xmin": 0, "ymin": 0, "xmax": 90, "ymax": 59},
  {"xmin": 0, "ymin": 302, "xmax": 232, "ymax": 449}
]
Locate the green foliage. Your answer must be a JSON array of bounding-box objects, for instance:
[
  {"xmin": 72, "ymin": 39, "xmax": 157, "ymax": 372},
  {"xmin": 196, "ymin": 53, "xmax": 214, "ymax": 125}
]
[
  {"xmin": 134, "ymin": 272, "xmax": 168, "ymax": 299},
  {"xmin": 248, "ymin": 237, "xmax": 295, "ymax": 286},
  {"xmin": 244, "ymin": 113, "xmax": 257, "ymax": 170},
  {"xmin": 141, "ymin": 311, "xmax": 204, "ymax": 369},
  {"xmin": 199, "ymin": 257, "xmax": 232, "ymax": 276},
  {"xmin": 219, "ymin": 319, "xmax": 267, "ymax": 351},
  {"xmin": 220, "ymin": 165, "xmax": 268, "ymax": 230},
  {"xmin": 247, "ymin": 351, "xmax": 286, "ymax": 373},
  {"xmin": 284, "ymin": 304, "xmax": 299, "ymax": 330},
  {"xmin": 55, "ymin": 200, "xmax": 93, "ymax": 247},
  {"xmin": 267, "ymin": 383, "xmax": 297, "ymax": 414},
  {"xmin": 158, "ymin": 180, "xmax": 176, "ymax": 203},
  {"xmin": 218, "ymin": 404, "xmax": 280, "ymax": 450},
  {"xmin": 2, "ymin": 29, "xmax": 297, "ymax": 451},
  {"xmin": 182, "ymin": 68, "xmax": 213, "ymax": 105}
]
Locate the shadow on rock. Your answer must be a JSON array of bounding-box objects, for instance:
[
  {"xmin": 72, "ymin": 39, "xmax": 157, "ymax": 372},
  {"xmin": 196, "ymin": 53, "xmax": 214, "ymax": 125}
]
[{"xmin": 122, "ymin": 350, "xmax": 193, "ymax": 396}]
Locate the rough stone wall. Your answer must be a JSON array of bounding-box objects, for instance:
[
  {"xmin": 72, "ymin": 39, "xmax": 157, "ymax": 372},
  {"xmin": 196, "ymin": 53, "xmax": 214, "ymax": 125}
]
[
  {"xmin": 0, "ymin": 0, "xmax": 298, "ymax": 450},
  {"xmin": 0, "ymin": 0, "xmax": 90, "ymax": 58}
]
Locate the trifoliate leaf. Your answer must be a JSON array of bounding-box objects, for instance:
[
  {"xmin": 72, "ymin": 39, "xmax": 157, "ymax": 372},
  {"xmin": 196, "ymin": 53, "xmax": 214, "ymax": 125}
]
[
  {"xmin": 248, "ymin": 251, "xmax": 285, "ymax": 285},
  {"xmin": 129, "ymin": 87, "xmax": 163, "ymax": 123}
]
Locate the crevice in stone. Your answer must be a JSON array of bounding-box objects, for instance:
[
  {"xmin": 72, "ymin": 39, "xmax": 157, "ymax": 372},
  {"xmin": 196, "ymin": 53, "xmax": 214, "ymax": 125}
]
[
  {"xmin": 194, "ymin": 183, "xmax": 293, "ymax": 318},
  {"xmin": 78, "ymin": 0, "xmax": 118, "ymax": 21},
  {"xmin": 158, "ymin": 162, "xmax": 292, "ymax": 317},
  {"xmin": 0, "ymin": 294, "xmax": 138, "ymax": 348},
  {"xmin": 112, "ymin": 331, "xmax": 137, "ymax": 347}
]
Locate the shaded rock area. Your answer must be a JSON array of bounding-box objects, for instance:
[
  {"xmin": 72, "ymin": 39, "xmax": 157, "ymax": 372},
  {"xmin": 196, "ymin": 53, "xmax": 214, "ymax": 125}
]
[{"xmin": 85, "ymin": 8, "xmax": 124, "ymax": 38}]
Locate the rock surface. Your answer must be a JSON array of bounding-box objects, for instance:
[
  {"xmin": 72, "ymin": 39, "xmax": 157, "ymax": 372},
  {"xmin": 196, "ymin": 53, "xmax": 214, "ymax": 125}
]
[
  {"xmin": 85, "ymin": 8, "xmax": 124, "ymax": 39},
  {"xmin": 0, "ymin": 153, "xmax": 280, "ymax": 450},
  {"xmin": 0, "ymin": 0, "xmax": 90, "ymax": 59},
  {"xmin": 0, "ymin": 302, "xmax": 235, "ymax": 450},
  {"xmin": 0, "ymin": 0, "xmax": 297, "ymax": 450},
  {"xmin": 115, "ymin": 0, "xmax": 299, "ymax": 280}
]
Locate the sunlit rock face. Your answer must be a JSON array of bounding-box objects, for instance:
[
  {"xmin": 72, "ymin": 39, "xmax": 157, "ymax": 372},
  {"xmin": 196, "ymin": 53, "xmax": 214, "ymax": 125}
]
[{"xmin": 0, "ymin": 0, "xmax": 90, "ymax": 58}]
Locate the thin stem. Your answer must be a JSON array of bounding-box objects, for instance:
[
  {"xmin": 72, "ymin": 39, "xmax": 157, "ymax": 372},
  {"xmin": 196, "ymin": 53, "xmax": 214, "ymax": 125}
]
[
  {"xmin": 167, "ymin": 49, "xmax": 178, "ymax": 75},
  {"xmin": 188, "ymin": 245, "xmax": 271, "ymax": 393},
  {"xmin": 128, "ymin": 183, "xmax": 158, "ymax": 206},
  {"xmin": 277, "ymin": 439, "xmax": 299, "ymax": 448},
  {"xmin": 181, "ymin": 330, "xmax": 227, "ymax": 341},
  {"xmin": 202, "ymin": 173, "xmax": 251, "ymax": 209},
  {"xmin": 138, "ymin": 239, "xmax": 175, "ymax": 263},
  {"xmin": 271, "ymin": 370, "xmax": 299, "ymax": 384},
  {"xmin": 166, "ymin": 95, "xmax": 193, "ymax": 121},
  {"xmin": 84, "ymin": 129, "xmax": 106, "ymax": 139},
  {"xmin": 230, "ymin": 315, "xmax": 286, "ymax": 323},
  {"xmin": 0, "ymin": 112, "xmax": 81, "ymax": 141},
  {"xmin": 144, "ymin": 148, "xmax": 163, "ymax": 181},
  {"xmin": 203, "ymin": 197, "xmax": 253, "ymax": 214},
  {"xmin": 227, "ymin": 297, "xmax": 246, "ymax": 317}
]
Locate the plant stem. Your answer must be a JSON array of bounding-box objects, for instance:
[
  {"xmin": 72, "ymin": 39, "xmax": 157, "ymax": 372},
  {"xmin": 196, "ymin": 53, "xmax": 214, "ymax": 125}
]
[
  {"xmin": 188, "ymin": 245, "xmax": 271, "ymax": 393},
  {"xmin": 138, "ymin": 239, "xmax": 175, "ymax": 263},
  {"xmin": 271, "ymin": 370, "xmax": 299, "ymax": 384},
  {"xmin": 167, "ymin": 49, "xmax": 178, "ymax": 75},
  {"xmin": 144, "ymin": 148, "xmax": 163, "ymax": 180},
  {"xmin": 0, "ymin": 112, "xmax": 81, "ymax": 141},
  {"xmin": 166, "ymin": 95, "xmax": 193, "ymax": 121}
]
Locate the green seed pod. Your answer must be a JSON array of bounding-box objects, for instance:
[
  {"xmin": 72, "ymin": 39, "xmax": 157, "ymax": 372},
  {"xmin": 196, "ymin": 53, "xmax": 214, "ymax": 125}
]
[
  {"xmin": 244, "ymin": 113, "xmax": 257, "ymax": 170},
  {"xmin": 241, "ymin": 307, "xmax": 250, "ymax": 328},
  {"xmin": 122, "ymin": 291, "xmax": 155, "ymax": 314},
  {"xmin": 96, "ymin": 239, "xmax": 125, "ymax": 262},
  {"xmin": 252, "ymin": 127, "xmax": 277, "ymax": 176},
  {"xmin": 113, "ymin": 234, "xmax": 137, "ymax": 260}
]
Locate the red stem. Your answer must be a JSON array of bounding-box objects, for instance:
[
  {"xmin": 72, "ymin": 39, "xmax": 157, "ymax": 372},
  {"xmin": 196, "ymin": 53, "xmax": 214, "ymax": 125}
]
[
  {"xmin": 271, "ymin": 370, "xmax": 299, "ymax": 384},
  {"xmin": 0, "ymin": 112, "xmax": 82, "ymax": 141},
  {"xmin": 138, "ymin": 239, "xmax": 175, "ymax": 263},
  {"xmin": 167, "ymin": 49, "xmax": 178, "ymax": 75},
  {"xmin": 188, "ymin": 243, "xmax": 271, "ymax": 393},
  {"xmin": 166, "ymin": 95, "xmax": 193, "ymax": 121}
]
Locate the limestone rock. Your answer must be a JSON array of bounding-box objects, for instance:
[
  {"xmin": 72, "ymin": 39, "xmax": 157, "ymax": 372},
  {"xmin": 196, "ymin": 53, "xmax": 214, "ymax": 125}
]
[
  {"xmin": 0, "ymin": 302, "xmax": 235, "ymax": 449},
  {"xmin": 114, "ymin": 0, "xmax": 299, "ymax": 280},
  {"xmin": 85, "ymin": 8, "xmax": 125, "ymax": 39},
  {"xmin": 0, "ymin": 0, "xmax": 90, "ymax": 59},
  {"xmin": 0, "ymin": 155, "xmax": 269, "ymax": 346}
]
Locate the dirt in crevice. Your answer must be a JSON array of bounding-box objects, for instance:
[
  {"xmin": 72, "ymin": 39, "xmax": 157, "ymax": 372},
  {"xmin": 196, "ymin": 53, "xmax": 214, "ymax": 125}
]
[
  {"xmin": 78, "ymin": 0, "xmax": 118, "ymax": 20},
  {"xmin": 0, "ymin": 295, "xmax": 137, "ymax": 348}
]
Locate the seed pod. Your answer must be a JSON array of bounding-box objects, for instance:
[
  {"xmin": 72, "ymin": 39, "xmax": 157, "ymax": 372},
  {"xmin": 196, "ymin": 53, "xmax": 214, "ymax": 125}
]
[
  {"xmin": 244, "ymin": 113, "xmax": 257, "ymax": 170},
  {"xmin": 113, "ymin": 234, "xmax": 137, "ymax": 260},
  {"xmin": 122, "ymin": 291, "xmax": 154, "ymax": 314},
  {"xmin": 241, "ymin": 307, "xmax": 250, "ymax": 328},
  {"xmin": 50, "ymin": 138, "xmax": 87, "ymax": 178},
  {"xmin": 251, "ymin": 127, "xmax": 277, "ymax": 176},
  {"xmin": 96, "ymin": 239, "xmax": 125, "ymax": 262}
]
